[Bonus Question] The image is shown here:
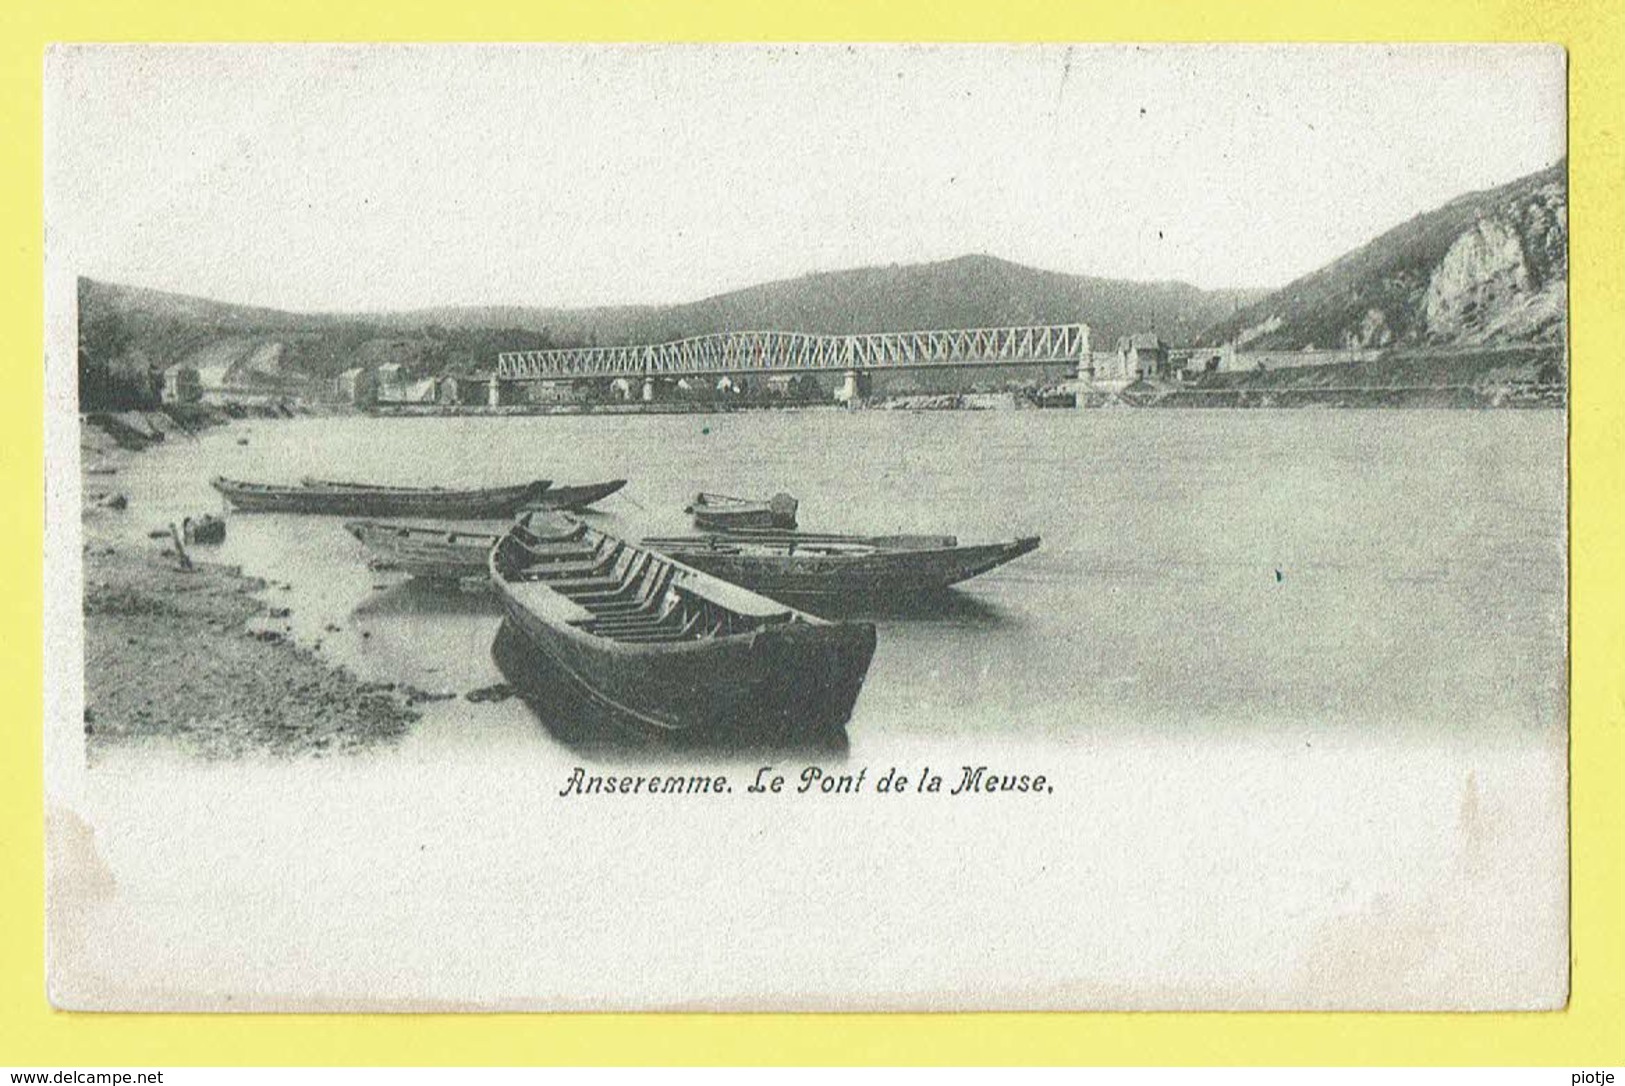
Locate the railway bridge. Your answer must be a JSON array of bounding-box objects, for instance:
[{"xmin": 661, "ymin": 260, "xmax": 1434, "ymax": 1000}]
[{"xmin": 490, "ymin": 323, "xmax": 1090, "ymax": 403}]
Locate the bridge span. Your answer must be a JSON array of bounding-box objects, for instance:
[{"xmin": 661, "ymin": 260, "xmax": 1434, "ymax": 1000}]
[{"xmin": 495, "ymin": 323, "xmax": 1091, "ymax": 381}]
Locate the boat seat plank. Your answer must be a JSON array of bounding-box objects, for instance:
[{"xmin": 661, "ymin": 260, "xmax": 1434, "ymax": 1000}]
[
  {"xmin": 525, "ymin": 559, "xmax": 617, "ymax": 580},
  {"xmin": 611, "ymin": 630, "xmax": 706, "ymax": 644},
  {"xmin": 589, "ymin": 569, "xmax": 672, "ymax": 606},
  {"xmin": 528, "ymin": 553, "xmax": 635, "ymax": 587},
  {"xmin": 546, "ymin": 552, "xmax": 646, "ymax": 591},
  {"xmin": 521, "ymin": 570, "xmax": 614, "ymax": 588},
  {"xmin": 568, "ymin": 568, "xmax": 660, "ymax": 602},
  {"xmin": 505, "ymin": 581, "xmax": 596, "ymax": 626},
  {"xmin": 515, "ymin": 544, "xmax": 600, "ymax": 562},
  {"xmin": 589, "ymin": 611, "xmax": 683, "ymax": 631},
  {"xmin": 579, "ymin": 599, "xmax": 656, "ymax": 615},
  {"xmin": 671, "ymin": 577, "xmax": 793, "ymax": 620},
  {"xmin": 566, "ymin": 580, "xmax": 643, "ymax": 600},
  {"xmin": 514, "ymin": 518, "xmax": 589, "ymax": 545},
  {"xmin": 588, "ymin": 597, "xmax": 672, "ymax": 617},
  {"xmin": 592, "ymin": 622, "xmax": 682, "ymax": 637},
  {"xmin": 523, "ymin": 529, "xmax": 611, "ymax": 552}
]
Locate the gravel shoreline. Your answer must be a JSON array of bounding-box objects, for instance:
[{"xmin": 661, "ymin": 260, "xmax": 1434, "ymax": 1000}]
[{"xmin": 79, "ymin": 412, "xmax": 422, "ymax": 762}]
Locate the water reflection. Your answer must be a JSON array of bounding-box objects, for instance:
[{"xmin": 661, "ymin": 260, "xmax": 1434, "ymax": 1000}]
[
  {"xmin": 490, "ymin": 619, "xmax": 851, "ymax": 761},
  {"xmin": 795, "ymin": 588, "xmax": 1013, "ymax": 625},
  {"xmin": 351, "ymin": 577, "xmax": 503, "ymax": 618}
]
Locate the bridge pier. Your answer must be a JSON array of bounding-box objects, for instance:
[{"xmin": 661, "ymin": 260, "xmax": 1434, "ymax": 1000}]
[
  {"xmin": 641, "ymin": 377, "xmax": 656, "ymax": 402},
  {"xmin": 487, "ymin": 376, "xmax": 504, "ymax": 407},
  {"xmin": 833, "ymin": 369, "xmax": 874, "ymax": 405}
]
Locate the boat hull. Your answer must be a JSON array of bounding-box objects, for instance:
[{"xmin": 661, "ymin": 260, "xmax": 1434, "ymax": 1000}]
[
  {"xmin": 213, "ymin": 477, "xmax": 549, "ymax": 517},
  {"xmin": 687, "ymin": 492, "xmax": 799, "ymax": 532},
  {"xmin": 496, "ymin": 592, "xmax": 874, "ymax": 744},
  {"xmin": 490, "ymin": 516, "xmax": 875, "ymax": 745},
  {"xmin": 305, "ymin": 476, "xmax": 627, "ymax": 513},
  {"xmin": 693, "ymin": 509, "xmax": 790, "ymax": 532},
  {"xmin": 640, "ymin": 536, "xmax": 1041, "ymax": 602},
  {"xmin": 346, "ymin": 521, "xmax": 496, "ymax": 581},
  {"xmin": 531, "ymin": 479, "xmax": 628, "ymax": 512}
]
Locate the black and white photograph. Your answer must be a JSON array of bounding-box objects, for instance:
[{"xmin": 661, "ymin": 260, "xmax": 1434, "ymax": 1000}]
[{"xmin": 44, "ymin": 43, "xmax": 1568, "ymax": 1011}]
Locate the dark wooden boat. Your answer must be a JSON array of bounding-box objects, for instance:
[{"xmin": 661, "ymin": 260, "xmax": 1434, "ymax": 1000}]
[
  {"xmin": 529, "ymin": 478, "xmax": 627, "ymax": 512},
  {"xmin": 182, "ymin": 514, "xmax": 226, "ymax": 545},
  {"xmin": 304, "ymin": 476, "xmax": 627, "ymax": 512},
  {"xmin": 346, "ymin": 520, "xmax": 496, "ymax": 581},
  {"xmin": 686, "ymin": 491, "xmax": 798, "ymax": 531},
  {"xmin": 490, "ymin": 513, "xmax": 876, "ymax": 743},
  {"xmin": 639, "ymin": 531, "xmax": 1041, "ymax": 602},
  {"xmin": 211, "ymin": 476, "xmax": 549, "ymax": 517}
]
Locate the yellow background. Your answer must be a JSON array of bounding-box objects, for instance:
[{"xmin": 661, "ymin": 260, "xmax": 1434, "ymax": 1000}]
[{"xmin": 3, "ymin": 0, "xmax": 1621, "ymax": 1066}]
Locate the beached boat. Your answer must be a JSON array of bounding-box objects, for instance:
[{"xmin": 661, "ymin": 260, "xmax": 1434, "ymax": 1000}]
[
  {"xmin": 181, "ymin": 514, "xmax": 227, "ymax": 544},
  {"xmin": 346, "ymin": 520, "xmax": 497, "ymax": 581},
  {"xmin": 211, "ymin": 476, "xmax": 549, "ymax": 517},
  {"xmin": 686, "ymin": 491, "xmax": 798, "ymax": 531},
  {"xmin": 303, "ymin": 476, "xmax": 627, "ymax": 512},
  {"xmin": 639, "ymin": 531, "xmax": 1041, "ymax": 602},
  {"xmin": 490, "ymin": 513, "xmax": 876, "ymax": 743},
  {"xmin": 530, "ymin": 479, "xmax": 627, "ymax": 511}
]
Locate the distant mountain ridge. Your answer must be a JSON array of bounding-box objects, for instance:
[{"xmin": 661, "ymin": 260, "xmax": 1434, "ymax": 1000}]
[
  {"xmin": 377, "ymin": 255, "xmax": 1263, "ymax": 348},
  {"xmin": 1199, "ymin": 161, "xmax": 1567, "ymax": 350},
  {"xmin": 78, "ymin": 255, "xmax": 1263, "ymax": 385}
]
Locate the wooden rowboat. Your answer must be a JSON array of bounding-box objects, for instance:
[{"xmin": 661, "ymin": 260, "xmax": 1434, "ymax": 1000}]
[
  {"xmin": 639, "ymin": 531, "xmax": 1041, "ymax": 603},
  {"xmin": 182, "ymin": 514, "xmax": 227, "ymax": 545},
  {"xmin": 490, "ymin": 513, "xmax": 876, "ymax": 743},
  {"xmin": 346, "ymin": 520, "xmax": 497, "ymax": 581},
  {"xmin": 304, "ymin": 476, "xmax": 627, "ymax": 512},
  {"xmin": 211, "ymin": 476, "xmax": 549, "ymax": 517},
  {"xmin": 685, "ymin": 491, "xmax": 798, "ymax": 531},
  {"xmin": 530, "ymin": 479, "xmax": 627, "ymax": 511}
]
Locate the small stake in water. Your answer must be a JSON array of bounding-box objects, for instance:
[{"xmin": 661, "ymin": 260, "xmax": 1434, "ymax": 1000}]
[{"xmin": 168, "ymin": 523, "xmax": 194, "ymax": 573}]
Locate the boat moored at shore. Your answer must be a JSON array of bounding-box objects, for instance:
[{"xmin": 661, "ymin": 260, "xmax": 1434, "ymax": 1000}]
[
  {"xmin": 686, "ymin": 491, "xmax": 799, "ymax": 532},
  {"xmin": 489, "ymin": 513, "xmax": 876, "ymax": 744},
  {"xmin": 346, "ymin": 520, "xmax": 498, "ymax": 581},
  {"xmin": 304, "ymin": 476, "xmax": 627, "ymax": 512},
  {"xmin": 211, "ymin": 476, "xmax": 550, "ymax": 517},
  {"xmin": 528, "ymin": 479, "xmax": 628, "ymax": 511},
  {"xmin": 639, "ymin": 531, "xmax": 1041, "ymax": 602}
]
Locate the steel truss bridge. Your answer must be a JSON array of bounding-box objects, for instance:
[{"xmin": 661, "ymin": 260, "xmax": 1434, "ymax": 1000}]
[{"xmin": 495, "ymin": 323, "xmax": 1091, "ymax": 381}]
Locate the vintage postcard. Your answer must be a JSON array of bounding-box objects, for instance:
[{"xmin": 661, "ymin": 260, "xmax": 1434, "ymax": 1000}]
[{"xmin": 42, "ymin": 43, "xmax": 1568, "ymax": 1011}]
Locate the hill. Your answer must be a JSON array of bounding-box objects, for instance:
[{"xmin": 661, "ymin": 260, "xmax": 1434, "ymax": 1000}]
[
  {"xmin": 1198, "ymin": 161, "xmax": 1567, "ymax": 350},
  {"xmin": 75, "ymin": 257, "xmax": 1262, "ymax": 408},
  {"xmin": 383, "ymin": 255, "xmax": 1262, "ymax": 348}
]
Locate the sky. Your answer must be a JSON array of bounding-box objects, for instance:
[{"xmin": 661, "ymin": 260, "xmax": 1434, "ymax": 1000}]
[{"xmin": 45, "ymin": 43, "xmax": 1566, "ymax": 312}]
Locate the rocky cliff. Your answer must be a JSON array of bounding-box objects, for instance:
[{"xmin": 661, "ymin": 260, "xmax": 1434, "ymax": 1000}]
[{"xmin": 1200, "ymin": 161, "xmax": 1566, "ymax": 350}]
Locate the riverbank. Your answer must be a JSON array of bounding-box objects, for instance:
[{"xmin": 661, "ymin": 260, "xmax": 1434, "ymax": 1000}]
[
  {"xmin": 1088, "ymin": 344, "xmax": 1566, "ymax": 409},
  {"xmin": 368, "ymin": 399, "xmax": 845, "ymax": 417},
  {"xmin": 78, "ymin": 414, "xmax": 422, "ymax": 762}
]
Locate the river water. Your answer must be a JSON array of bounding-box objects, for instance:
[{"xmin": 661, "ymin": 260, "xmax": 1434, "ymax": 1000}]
[
  {"xmin": 57, "ymin": 407, "xmax": 1569, "ymax": 1010},
  {"xmin": 87, "ymin": 407, "xmax": 1565, "ymax": 750}
]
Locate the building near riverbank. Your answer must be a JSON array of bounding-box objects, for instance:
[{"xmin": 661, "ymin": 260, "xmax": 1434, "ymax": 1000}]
[
  {"xmin": 436, "ymin": 375, "xmax": 468, "ymax": 405},
  {"xmin": 160, "ymin": 363, "xmax": 201, "ymax": 404},
  {"xmin": 335, "ymin": 366, "xmax": 377, "ymax": 406},
  {"xmin": 395, "ymin": 378, "xmax": 439, "ymax": 403},
  {"xmin": 1076, "ymin": 336, "xmax": 1393, "ymax": 392},
  {"xmin": 527, "ymin": 379, "xmax": 586, "ymax": 404},
  {"xmin": 1227, "ymin": 346, "xmax": 1383, "ymax": 372},
  {"xmin": 1116, "ymin": 333, "xmax": 1171, "ymax": 379},
  {"xmin": 195, "ymin": 347, "xmax": 309, "ymax": 406},
  {"xmin": 371, "ymin": 363, "xmax": 438, "ymax": 404}
]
